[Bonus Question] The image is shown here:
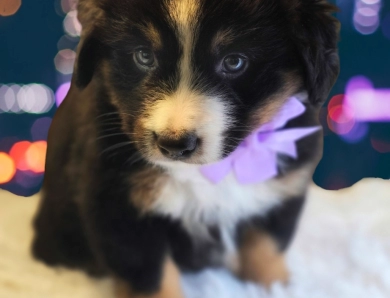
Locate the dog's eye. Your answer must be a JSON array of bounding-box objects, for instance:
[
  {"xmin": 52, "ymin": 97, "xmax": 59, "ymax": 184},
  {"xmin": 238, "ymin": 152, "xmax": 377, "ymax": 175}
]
[
  {"xmin": 222, "ymin": 55, "xmax": 247, "ymax": 73},
  {"xmin": 134, "ymin": 48, "xmax": 156, "ymax": 68}
]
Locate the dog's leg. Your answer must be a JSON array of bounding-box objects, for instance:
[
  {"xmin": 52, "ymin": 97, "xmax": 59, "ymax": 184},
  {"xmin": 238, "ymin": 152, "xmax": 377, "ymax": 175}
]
[
  {"xmin": 115, "ymin": 258, "xmax": 184, "ymax": 298},
  {"xmin": 32, "ymin": 192, "xmax": 103, "ymax": 275},
  {"xmin": 237, "ymin": 197, "xmax": 305, "ymax": 287},
  {"xmin": 80, "ymin": 171, "xmax": 185, "ymax": 298},
  {"xmin": 238, "ymin": 230, "xmax": 289, "ymax": 287}
]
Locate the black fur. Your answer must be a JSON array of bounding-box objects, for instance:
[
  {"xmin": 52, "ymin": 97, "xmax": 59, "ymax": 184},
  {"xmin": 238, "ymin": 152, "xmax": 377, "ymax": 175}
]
[
  {"xmin": 237, "ymin": 197, "xmax": 306, "ymax": 251},
  {"xmin": 75, "ymin": 35, "xmax": 106, "ymax": 88},
  {"xmin": 32, "ymin": 0, "xmax": 339, "ymax": 295},
  {"xmin": 288, "ymin": 0, "xmax": 340, "ymax": 106}
]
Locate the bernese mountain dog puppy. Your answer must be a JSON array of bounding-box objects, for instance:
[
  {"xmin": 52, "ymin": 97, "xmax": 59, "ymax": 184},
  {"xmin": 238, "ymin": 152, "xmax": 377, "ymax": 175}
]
[{"xmin": 32, "ymin": 0, "xmax": 340, "ymax": 297}]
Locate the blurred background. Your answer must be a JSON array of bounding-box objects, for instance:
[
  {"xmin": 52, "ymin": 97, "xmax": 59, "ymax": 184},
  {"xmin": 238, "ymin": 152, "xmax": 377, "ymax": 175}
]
[{"xmin": 0, "ymin": 0, "xmax": 389, "ymax": 196}]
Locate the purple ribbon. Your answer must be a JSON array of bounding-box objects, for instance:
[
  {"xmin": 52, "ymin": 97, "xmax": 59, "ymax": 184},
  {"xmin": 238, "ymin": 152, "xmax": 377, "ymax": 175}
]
[{"xmin": 200, "ymin": 97, "xmax": 321, "ymax": 184}]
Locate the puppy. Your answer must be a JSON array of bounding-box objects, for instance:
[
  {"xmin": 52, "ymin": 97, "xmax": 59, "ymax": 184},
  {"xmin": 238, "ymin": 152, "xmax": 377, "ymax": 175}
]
[{"xmin": 32, "ymin": 0, "xmax": 340, "ymax": 297}]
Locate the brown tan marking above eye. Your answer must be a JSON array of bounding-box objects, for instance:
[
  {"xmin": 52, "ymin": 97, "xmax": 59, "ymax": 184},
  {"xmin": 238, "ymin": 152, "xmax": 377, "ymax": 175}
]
[
  {"xmin": 211, "ymin": 29, "xmax": 236, "ymax": 53},
  {"xmin": 137, "ymin": 22, "xmax": 163, "ymax": 50}
]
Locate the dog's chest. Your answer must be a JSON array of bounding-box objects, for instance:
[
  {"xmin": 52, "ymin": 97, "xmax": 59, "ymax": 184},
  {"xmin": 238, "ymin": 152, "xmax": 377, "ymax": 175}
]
[
  {"xmin": 146, "ymin": 165, "xmax": 309, "ymax": 269},
  {"xmin": 150, "ymin": 166, "xmax": 299, "ymax": 230}
]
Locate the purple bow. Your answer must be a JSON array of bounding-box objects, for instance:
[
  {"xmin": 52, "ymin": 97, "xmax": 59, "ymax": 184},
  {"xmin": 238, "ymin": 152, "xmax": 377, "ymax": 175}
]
[{"xmin": 200, "ymin": 97, "xmax": 321, "ymax": 184}]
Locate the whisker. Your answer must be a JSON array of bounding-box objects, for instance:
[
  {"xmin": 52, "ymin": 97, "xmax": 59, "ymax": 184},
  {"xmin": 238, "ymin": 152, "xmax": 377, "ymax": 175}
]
[
  {"xmin": 98, "ymin": 127, "xmax": 122, "ymax": 133},
  {"xmin": 96, "ymin": 133, "xmax": 137, "ymax": 141},
  {"xmin": 99, "ymin": 120, "xmax": 123, "ymax": 125},
  {"xmin": 100, "ymin": 142, "xmax": 135, "ymax": 156},
  {"xmin": 95, "ymin": 112, "xmax": 121, "ymax": 120},
  {"xmin": 95, "ymin": 111, "xmax": 137, "ymax": 120},
  {"xmin": 106, "ymin": 147, "xmax": 137, "ymax": 161},
  {"xmin": 118, "ymin": 112, "xmax": 136, "ymax": 117},
  {"xmin": 126, "ymin": 154, "xmax": 144, "ymax": 167},
  {"xmin": 98, "ymin": 129, "xmax": 138, "ymax": 137}
]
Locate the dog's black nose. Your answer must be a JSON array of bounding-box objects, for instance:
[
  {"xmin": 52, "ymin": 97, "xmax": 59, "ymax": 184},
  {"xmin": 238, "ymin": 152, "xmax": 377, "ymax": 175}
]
[{"xmin": 156, "ymin": 133, "xmax": 198, "ymax": 160}]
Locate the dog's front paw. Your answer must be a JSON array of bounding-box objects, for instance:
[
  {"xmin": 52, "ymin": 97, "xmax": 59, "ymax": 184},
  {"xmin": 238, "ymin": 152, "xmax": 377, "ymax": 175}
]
[
  {"xmin": 238, "ymin": 230, "xmax": 290, "ymax": 288},
  {"xmin": 115, "ymin": 258, "xmax": 185, "ymax": 298}
]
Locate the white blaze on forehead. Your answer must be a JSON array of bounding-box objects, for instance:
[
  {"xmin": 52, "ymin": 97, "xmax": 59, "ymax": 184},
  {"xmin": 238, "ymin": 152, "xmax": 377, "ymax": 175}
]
[
  {"xmin": 167, "ymin": 0, "xmax": 200, "ymax": 28},
  {"xmin": 166, "ymin": 0, "xmax": 201, "ymax": 85},
  {"xmin": 146, "ymin": 0, "xmax": 204, "ymax": 138},
  {"xmin": 142, "ymin": 0, "xmax": 232, "ymax": 163}
]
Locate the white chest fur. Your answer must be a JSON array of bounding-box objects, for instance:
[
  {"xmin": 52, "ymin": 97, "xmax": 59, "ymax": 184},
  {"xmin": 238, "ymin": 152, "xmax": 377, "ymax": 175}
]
[{"xmin": 151, "ymin": 163, "xmax": 310, "ymax": 233}]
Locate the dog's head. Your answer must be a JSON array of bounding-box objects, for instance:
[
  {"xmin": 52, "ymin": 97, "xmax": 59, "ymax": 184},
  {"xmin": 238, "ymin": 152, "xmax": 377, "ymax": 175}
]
[{"xmin": 74, "ymin": 0, "xmax": 339, "ymax": 167}]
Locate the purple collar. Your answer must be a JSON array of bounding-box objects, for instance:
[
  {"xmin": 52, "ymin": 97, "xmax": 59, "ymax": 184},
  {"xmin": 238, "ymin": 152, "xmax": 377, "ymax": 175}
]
[{"xmin": 200, "ymin": 97, "xmax": 321, "ymax": 184}]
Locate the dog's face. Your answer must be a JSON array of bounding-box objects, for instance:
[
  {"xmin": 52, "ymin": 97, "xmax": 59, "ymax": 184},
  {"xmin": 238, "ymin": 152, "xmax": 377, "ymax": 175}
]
[{"xmin": 75, "ymin": 0, "xmax": 340, "ymax": 167}]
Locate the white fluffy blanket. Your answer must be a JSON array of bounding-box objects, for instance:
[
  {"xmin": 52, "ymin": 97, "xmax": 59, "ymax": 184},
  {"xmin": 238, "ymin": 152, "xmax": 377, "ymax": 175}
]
[{"xmin": 0, "ymin": 178, "xmax": 390, "ymax": 298}]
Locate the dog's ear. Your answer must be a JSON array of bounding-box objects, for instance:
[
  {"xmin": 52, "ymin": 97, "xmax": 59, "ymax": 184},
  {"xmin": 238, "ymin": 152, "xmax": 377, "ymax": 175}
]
[
  {"xmin": 74, "ymin": 35, "xmax": 104, "ymax": 88},
  {"xmin": 77, "ymin": 0, "xmax": 104, "ymax": 31},
  {"xmin": 73, "ymin": 0, "xmax": 105, "ymax": 89},
  {"xmin": 284, "ymin": 0, "xmax": 340, "ymax": 107}
]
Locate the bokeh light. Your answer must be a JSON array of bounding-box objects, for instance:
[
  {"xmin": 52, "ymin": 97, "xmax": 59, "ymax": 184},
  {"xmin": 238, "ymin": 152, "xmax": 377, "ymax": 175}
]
[
  {"xmin": 61, "ymin": 0, "xmax": 78, "ymax": 14},
  {"xmin": 325, "ymin": 76, "xmax": 390, "ymax": 143},
  {"xmin": 54, "ymin": 49, "xmax": 76, "ymax": 75},
  {"xmin": 0, "ymin": 84, "xmax": 54, "ymax": 114},
  {"xmin": 329, "ymin": 105, "xmax": 355, "ymax": 125},
  {"xmin": 57, "ymin": 35, "xmax": 79, "ymax": 51},
  {"xmin": 371, "ymin": 138, "xmax": 390, "ymax": 153},
  {"xmin": 328, "ymin": 94, "xmax": 345, "ymax": 110},
  {"xmin": 0, "ymin": 0, "xmax": 22, "ymax": 16},
  {"xmin": 6, "ymin": 140, "xmax": 47, "ymax": 188},
  {"xmin": 14, "ymin": 170, "xmax": 43, "ymax": 189},
  {"xmin": 63, "ymin": 10, "xmax": 82, "ymax": 37},
  {"xmin": 0, "ymin": 85, "xmax": 11, "ymax": 112},
  {"xmin": 16, "ymin": 85, "xmax": 35, "ymax": 113},
  {"xmin": 55, "ymin": 82, "xmax": 71, "ymax": 106},
  {"xmin": 0, "ymin": 152, "xmax": 16, "ymax": 184},
  {"xmin": 345, "ymin": 76, "xmax": 390, "ymax": 122},
  {"xmin": 327, "ymin": 94, "xmax": 356, "ymax": 136},
  {"xmin": 9, "ymin": 141, "xmax": 31, "ymax": 171},
  {"xmin": 0, "ymin": 85, "xmax": 7, "ymax": 112},
  {"xmin": 0, "ymin": 84, "xmax": 20, "ymax": 113},
  {"xmin": 340, "ymin": 122, "xmax": 369, "ymax": 144},
  {"xmin": 31, "ymin": 117, "xmax": 52, "ymax": 141},
  {"xmin": 25, "ymin": 141, "xmax": 47, "ymax": 173},
  {"xmin": 353, "ymin": 0, "xmax": 382, "ymax": 35},
  {"xmin": 327, "ymin": 113, "xmax": 356, "ymax": 135}
]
